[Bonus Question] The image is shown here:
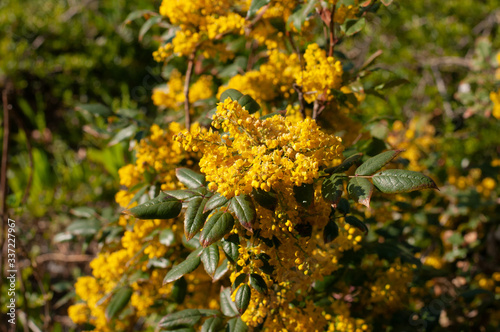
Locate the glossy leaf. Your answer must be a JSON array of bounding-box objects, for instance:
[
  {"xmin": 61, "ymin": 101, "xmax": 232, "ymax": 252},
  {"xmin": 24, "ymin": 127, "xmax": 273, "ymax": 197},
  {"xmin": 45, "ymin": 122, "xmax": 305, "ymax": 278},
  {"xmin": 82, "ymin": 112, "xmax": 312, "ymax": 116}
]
[
  {"xmin": 355, "ymin": 150, "xmax": 403, "ymax": 176},
  {"xmin": 163, "ymin": 247, "xmax": 202, "ymax": 284},
  {"xmin": 323, "ymin": 220, "xmax": 339, "ymax": 244},
  {"xmin": 159, "ymin": 228, "xmax": 176, "ymax": 246},
  {"xmin": 221, "ymin": 234, "xmax": 240, "ymax": 263},
  {"xmin": 171, "ymin": 277, "xmax": 187, "ymax": 304},
  {"xmin": 251, "ymin": 188, "xmax": 277, "ymax": 210},
  {"xmin": 213, "ymin": 259, "xmax": 229, "ymax": 282},
  {"xmin": 176, "ymin": 168, "xmax": 206, "ymax": 188},
  {"xmin": 249, "ymin": 273, "xmax": 267, "ymax": 294},
  {"xmin": 345, "ymin": 215, "xmax": 368, "ymax": 234},
  {"xmin": 204, "ymin": 192, "xmax": 229, "ymax": 212},
  {"xmin": 201, "ymin": 244, "xmax": 220, "ymax": 277},
  {"xmin": 227, "ymin": 317, "xmax": 248, "ymax": 332},
  {"xmin": 220, "ymin": 287, "xmax": 239, "ymax": 317},
  {"xmin": 293, "ymin": 183, "xmax": 314, "ymax": 208},
  {"xmin": 139, "ymin": 15, "xmax": 162, "ymax": 42},
  {"xmin": 232, "ymin": 273, "xmax": 247, "ymax": 291},
  {"xmin": 200, "ymin": 211, "xmax": 235, "ymax": 247},
  {"xmin": 246, "ymin": 0, "xmax": 271, "ymax": 19},
  {"xmin": 372, "ymin": 169, "xmax": 438, "ymax": 193},
  {"xmin": 123, "ymin": 192, "xmax": 182, "ymax": 219},
  {"xmin": 164, "ymin": 189, "xmax": 202, "ymax": 200},
  {"xmin": 235, "ymin": 284, "xmax": 251, "ymax": 314},
  {"xmin": 201, "ymin": 316, "xmax": 223, "ymax": 332},
  {"xmin": 159, "ymin": 309, "xmax": 202, "ymax": 328},
  {"xmin": 238, "ymin": 94, "xmax": 261, "ymax": 113},
  {"xmin": 347, "ymin": 177, "xmax": 374, "ymax": 208},
  {"xmin": 220, "ymin": 89, "xmax": 243, "ymax": 102},
  {"xmin": 325, "ymin": 153, "xmax": 363, "ymax": 174},
  {"xmin": 105, "ymin": 286, "xmax": 133, "ymax": 320},
  {"xmin": 108, "ymin": 124, "xmax": 137, "ymax": 146},
  {"xmin": 185, "ymin": 197, "xmax": 210, "ymax": 240},
  {"xmin": 344, "ymin": 17, "xmax": 366, "ymax": 36},
  {"xmin": 229, "ymin": 195, "xmax": 256, "ymax": 231},
  {"xmin": 322, "ymin": 174, "xmax": 346, "ymax": 206},
  {"xmin": 289, "ymin": 0, "xmax": 318, "ymax": 31}
]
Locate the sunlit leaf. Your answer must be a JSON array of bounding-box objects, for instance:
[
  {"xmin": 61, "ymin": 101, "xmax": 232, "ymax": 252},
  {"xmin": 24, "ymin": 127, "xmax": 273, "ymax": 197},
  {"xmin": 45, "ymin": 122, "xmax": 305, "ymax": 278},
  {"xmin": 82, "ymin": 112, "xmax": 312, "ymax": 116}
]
[{"xmin": 372, "ymin": 170, "xmax": 438, "ymax": 193}]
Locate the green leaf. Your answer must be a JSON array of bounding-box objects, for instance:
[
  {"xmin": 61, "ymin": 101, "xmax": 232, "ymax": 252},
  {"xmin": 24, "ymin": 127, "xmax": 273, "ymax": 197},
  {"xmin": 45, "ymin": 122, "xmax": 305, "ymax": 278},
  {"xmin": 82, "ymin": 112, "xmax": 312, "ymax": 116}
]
[
  {"xmin": 76, "ymin": 103, "xmax": 112, "ymax": 117},
  {"xmin": 347, "ymin": 177, "xmax": 374, "ymax": 207},
  {"xmin": 344, "ymin": 17, "xmax": 366, "ymax": 36},
  {"xmin": 108, "ymin": 124, "xmax": 137, "ymax": 146},
  {"xmin": 204, "ymin": 192, "xmax": 229, "ymax": 212},
  {"xmin": 66, "ymin": 219, "xmax": 100, "ymax": 237},
  {"xmin": 293, "ymin": 183, "xmax": 314, "ymax": 208},
  {"xmin": 288, "ymin": 0, "xmax": 318, "ymax": 31},
  {"xmin": 322, "ymin": 174, "xmax": 345, "ymax": 206},
  {"xmin": 163, "ymin": 247, "xmax": 202, "ymax": 284},
  {"xmin": 183, "ymin": 233, "xmax": 201, "ymax": 250},
  {"xmin": 185, "ymin": 197, "xmax": 210, "ymax": 240},
  {"xmin": 355, "ymin": 150, "xmax": 403, "ymax": 176},
  {"xmin": 123, "ymin": 10, "xmax": 156, "ymax": 24},
  {"xmin": 337, "ymin": 198, "xmax": 350, "ymax": 215},
  {"xmin": 227, "ymin": 317, "xmax": 248, "ymax": 332},
  {"xmin": 221, "ymin": 234, "xmax": 239, "ymax": 263},
  {"xmin": 229, "ymin": 195, "xmax": 256, "ymax": 231},
  {"xmin": 127, "ymin": 185, "xmax": 148, "ymax": 207},
  {"xmin": 235, "ymin": 284, "xmax": 251, "ymax": 314},
  {"xmin": 200, "ymin": 211, "xmax": 235, "ymax": 247},
  {"xmin": 372, "ymin": 170, "xmax": 438, "ymax": 194},
  {"xmin": 325, "ymin": 153, "xmax": 363, "ymax": 174},
  {"xmin": 345, "ymin": 215, "xmax": 368, "ymax": 234},
  {"xmin": 69, "ymin": 207, "xmax": 96, "ymax": 218},
  {"xmin": 164, "ymin": 189, "xmax": 202, "ymax": 200},
  {"xmin": 124, "ymin": 192, "xmax": 182, "ymax": 220},
  {"xmin": 159, "ymin": 229, "xmax": 176, "ymax": 246},
  {"xmin": 246, "ymin": 0, "xmax": 271, "ymax": 19},
  {"xmin": 220, "ymin": 89, "xmax": 244, "ymax": 102},
  {"xmin": 232, "ymin": 274, "xmax": 247, "ymax": 291},
  {"xmin": 213, "ymin": 259, "xmax": 229, "ymax": 282},
  {"xmin": 201, "ymin": 316, "xmax": 223, "ymax": 332},
  {"xmin": 249, "ymin": 273, "xmax": 267, "ymax": 294},
  {"xmin": 171, "ymin": 277, "xmax": 188, "ymax": 304},
  {"xmin": 201, "ymin": 244, "xmax": 220, "ymax": 277},
  {"xmin": 323, "ymin": 220, "xmax": 339, "ymax": 244},
  {"xmin": 105, "ymin": 286, "xmax": 133, "ymax": 320},
  {"xmin": 139, "ymin": 15, "xmax": 162, "ymax": 42},
  {"xmin": 238, "ymin": 94, "xmax": 261, "ymax": 114},
  {"xmin": 220, "ymin": 287, "xmax": 239, "ymax": 317},
  {"xmin": 259, "ymin": 109, "xmax": 286, "ymax": 120},
  {"xmin": 251, "ymin": 188, "xmax": 277, "ymax": 210},
  {"xmin": 176, "ymin": 168, "xmax": 206, "ymax": 188},
  {"xmin": 159, "ymin": 309, "xmax": 202, "ymax": 328}
]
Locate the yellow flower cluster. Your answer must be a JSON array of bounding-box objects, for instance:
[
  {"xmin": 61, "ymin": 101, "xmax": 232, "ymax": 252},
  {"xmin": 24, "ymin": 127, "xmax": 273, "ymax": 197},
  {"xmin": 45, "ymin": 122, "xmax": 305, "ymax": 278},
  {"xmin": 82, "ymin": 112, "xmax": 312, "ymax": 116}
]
[
  {"xmin": 296, "ymin": 43, "xmax": 344, "ymax": 103},
  {"xmin": 154, "ymin": 0, "xmax": 245, "ymax": 61},
  {"xmin": 178, "ymin": 97, "xmax": 343, "ymax": 198},
  {"xmin": 490, "ymin": 89, "xmax": 500, "ymax": 119},
  {"xmin": 152, "ymin": 70, "xmax": 213, "ymax": 110},
  {"xmin": 115, "ymin": 122, "xmax": 201, "ymax": 208}
]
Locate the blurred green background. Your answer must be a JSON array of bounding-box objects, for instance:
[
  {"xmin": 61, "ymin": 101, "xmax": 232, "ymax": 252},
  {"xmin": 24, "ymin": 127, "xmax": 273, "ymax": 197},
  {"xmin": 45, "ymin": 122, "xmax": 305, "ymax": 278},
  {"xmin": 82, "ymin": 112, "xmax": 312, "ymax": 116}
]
[{"xmin": 0, "ymin": 0, "xmax": 499, "ymax": 331}]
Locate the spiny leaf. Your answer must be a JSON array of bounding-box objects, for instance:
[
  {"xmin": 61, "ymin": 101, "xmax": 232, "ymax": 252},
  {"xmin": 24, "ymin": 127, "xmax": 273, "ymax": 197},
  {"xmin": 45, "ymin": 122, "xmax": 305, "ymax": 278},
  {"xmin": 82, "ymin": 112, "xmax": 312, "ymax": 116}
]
[
  {"xmin": 325, "ymin": 153, "xmax": 363, "ymax": 174},
  {"xmin": 201, "ymin": 244, "xmax": 220, "ymax": 277},
  {"xmin": 185, "ymin": 197, "xmax": 210, "ymax": 240},
  {"xmin": 229, "ymin": 195, "xmax": 256, "ymax": 231},
  {"xmin": 220, "ymin": 287, "xmax": 239, "ymax": 317},
  {"xmin": 200, "ymin": 211, "xmax": 235, "ymax": 247},
  {"xmin": 251, "ymin": 188, "xmax": 277, "ymax": 210},
  {"xmin": 220, "ymin": 89, "xmax": 243, "ymax": 102},
  {"xmin": 235, "ymin": 284, "xmax": 251, "ymax": 314},
  {"xmin": 322, "ymin": 174, "xmax": 346, "ymax": 206},
  {"xmin": 163, "ymin": 247, "xmax": 202, "ymax": 284},
  {"xmin": 201, "ymin": 316, "xmax": 223, "ymax": 332},
  {"xmin": 345, "ymin": 215, "xmax": 368, "ymax": 234},
  {"xmin": 238, "ymin": 94, "xmax": 261, "ymax": 113},
  {"xmin": 246, "ymin": 0, "xmax": 271, "ymax": 19},
  {"xmin": 105, "ymin": 286, "xmax": 133, "ymax": 320},
  {"xmin": 347, "ymin": 177, "xmax": 374, "ymax": 207},
  {"xmin": 249, "ymin": 273, "xmax": 267, "ymax": 294},
  {"xmin": 123, "ymin": 192, "xmax": 182, "ymax": 219},
  {"xmin": 372, "ymin": 169, "xmax": 438, "ymax": 194},
  {"xmin": 355, "ymin": 150, "xmax": 403, "ymax": 176},
  {"xmin": 293, "ymin": 183, "xmax": 314, "ymax": 208},
  {"xmin": 221, "ymin": 234, "xmax": 240, "ymax": 263},
  {"xmin": 176, "ymin": 168, "xmax": 206, "ymax": 188},
  {"xmin": 204, "ymin": 192, "xmax": 229, "ymax": 212},
  {"xmin": 159, "ymin": 309, "xmax": 202, "ymax": 328}
]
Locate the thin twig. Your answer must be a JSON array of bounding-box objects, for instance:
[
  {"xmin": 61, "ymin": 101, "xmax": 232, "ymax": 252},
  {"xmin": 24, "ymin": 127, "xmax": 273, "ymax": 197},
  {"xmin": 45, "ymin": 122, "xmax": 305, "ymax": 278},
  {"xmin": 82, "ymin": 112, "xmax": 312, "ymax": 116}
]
[
  {"xmin": 184, "ymin": 52, "xmax": 196, "ymax": 130},
  {"xmin": 35, "ymin": 253, "xmax": 94, "ymax": 264},
  {"xmin": 293, "ymin": 83, "xmax": 307, "ymax": 119},
  {"xmin": 328, "ymin": 4, "xmax": 337, "ymax": 57},
  {"xmin": 245, "ymin": 4, "xmax": 270, "ymax": 32}
]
